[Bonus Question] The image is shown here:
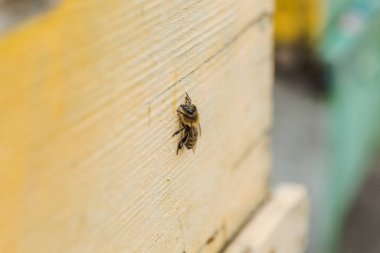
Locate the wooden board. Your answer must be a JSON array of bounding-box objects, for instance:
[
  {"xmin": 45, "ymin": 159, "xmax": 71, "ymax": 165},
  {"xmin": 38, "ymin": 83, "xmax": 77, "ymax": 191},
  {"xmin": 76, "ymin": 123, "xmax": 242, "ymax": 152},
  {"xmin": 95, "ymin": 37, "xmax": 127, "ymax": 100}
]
[
  {"xmin": 225, "ymin": 184, "xmax": 310, "ymax": 253},
  {"xmin": 0, "ymin": 0, "xmax": 274, "ymax": 252}
]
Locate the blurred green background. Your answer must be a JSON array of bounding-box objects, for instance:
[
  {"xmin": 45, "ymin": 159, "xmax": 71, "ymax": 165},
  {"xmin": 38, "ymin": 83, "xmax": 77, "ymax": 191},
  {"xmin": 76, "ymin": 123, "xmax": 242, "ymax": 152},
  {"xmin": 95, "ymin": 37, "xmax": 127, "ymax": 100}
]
[{"xmin": 273, "ymin": 0, "xmax": 380, "ymax": 253}]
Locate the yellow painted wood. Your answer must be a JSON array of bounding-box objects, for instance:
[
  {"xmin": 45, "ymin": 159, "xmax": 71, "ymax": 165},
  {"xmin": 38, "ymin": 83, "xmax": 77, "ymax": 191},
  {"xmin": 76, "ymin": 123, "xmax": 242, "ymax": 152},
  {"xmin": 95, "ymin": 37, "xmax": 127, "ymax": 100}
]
[
  {"xmin": 0, "ymin": 0, "xmax": 274, "ymax": 252},
  {"xmin": 275, "ymin": 0, "xmax": 323, "ymax": 45}
]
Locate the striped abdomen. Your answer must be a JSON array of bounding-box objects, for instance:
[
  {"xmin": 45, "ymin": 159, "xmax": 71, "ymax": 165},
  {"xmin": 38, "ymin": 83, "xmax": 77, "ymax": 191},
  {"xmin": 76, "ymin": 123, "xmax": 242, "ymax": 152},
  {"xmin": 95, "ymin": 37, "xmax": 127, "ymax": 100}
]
[{"xmin": 185, "ymin": 126, "xmax": 198, "ymax": 150}]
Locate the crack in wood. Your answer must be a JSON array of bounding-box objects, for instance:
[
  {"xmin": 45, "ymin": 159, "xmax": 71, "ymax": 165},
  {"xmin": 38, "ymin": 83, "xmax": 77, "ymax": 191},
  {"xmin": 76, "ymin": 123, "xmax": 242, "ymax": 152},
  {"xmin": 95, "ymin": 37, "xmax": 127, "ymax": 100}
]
[
  {"xmin": 217, "ymin": 195, "xmax": 270, "ymax": 253},
  {"xmin": 232, "ymin": 127, "xmax": 271, "ymax": 171}
]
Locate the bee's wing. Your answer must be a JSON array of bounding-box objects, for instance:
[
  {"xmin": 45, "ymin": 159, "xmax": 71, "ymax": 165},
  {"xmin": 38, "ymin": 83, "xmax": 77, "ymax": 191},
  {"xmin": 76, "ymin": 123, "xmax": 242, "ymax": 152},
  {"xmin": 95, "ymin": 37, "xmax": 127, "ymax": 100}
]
[
  {"xmin": 198, "ymin": 123, "xmax": 202, "ymax": 137},
  {"xmin": 192, "ymin": 141, "xmax": 197, "ymax": 153},
  {"xmin": 192, "ymin": 127, "xmax": 199, "ymax": 153}
]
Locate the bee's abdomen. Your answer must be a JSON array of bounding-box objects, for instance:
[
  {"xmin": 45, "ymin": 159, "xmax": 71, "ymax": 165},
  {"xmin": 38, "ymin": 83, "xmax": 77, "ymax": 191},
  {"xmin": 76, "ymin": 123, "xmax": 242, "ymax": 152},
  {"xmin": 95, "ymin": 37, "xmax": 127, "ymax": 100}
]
[
  {"xmin": 185, "ymin": 138, "xmax": 195, "ymax": 149},
  {"xmin": 185, "ymin": 128, "xmax": 198, "ymax": 149}
]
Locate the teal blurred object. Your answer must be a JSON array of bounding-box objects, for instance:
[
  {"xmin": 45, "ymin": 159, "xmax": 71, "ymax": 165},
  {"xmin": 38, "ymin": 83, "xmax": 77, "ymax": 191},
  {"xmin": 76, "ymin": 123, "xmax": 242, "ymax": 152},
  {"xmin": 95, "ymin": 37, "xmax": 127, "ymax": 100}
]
[
  {"xmin": 320, "ymin": 0, "xmax": 380, "ymax": 252},
  {"xmin": 321, "ymin": 0, "xmax": 380, "ymax": 62}
]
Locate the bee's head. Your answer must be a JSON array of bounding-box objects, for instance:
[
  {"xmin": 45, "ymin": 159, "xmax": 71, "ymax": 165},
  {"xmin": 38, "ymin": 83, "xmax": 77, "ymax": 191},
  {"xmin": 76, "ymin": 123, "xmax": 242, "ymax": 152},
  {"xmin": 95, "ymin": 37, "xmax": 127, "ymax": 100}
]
[{"xmin": 180, "ymin": 104, "xmax": 197, "ymax": 116}]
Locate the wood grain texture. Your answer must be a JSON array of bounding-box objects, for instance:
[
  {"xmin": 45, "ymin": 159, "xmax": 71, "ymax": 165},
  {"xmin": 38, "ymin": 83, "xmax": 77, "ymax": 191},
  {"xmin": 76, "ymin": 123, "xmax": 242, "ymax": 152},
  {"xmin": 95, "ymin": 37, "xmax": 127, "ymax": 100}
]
[
  {"xmin": 0, "ymin": 0, "xmax": 274, "ymax": 252},
  {"xmin": 225, "ymin": 184, "xmax": 310, "ymax": 253}
]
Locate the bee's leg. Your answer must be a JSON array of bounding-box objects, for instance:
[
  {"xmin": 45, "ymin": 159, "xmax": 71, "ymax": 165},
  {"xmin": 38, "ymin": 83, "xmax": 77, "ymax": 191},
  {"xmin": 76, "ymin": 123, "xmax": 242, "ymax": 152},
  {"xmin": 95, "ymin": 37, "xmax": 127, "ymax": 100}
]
[
  {"xmin": 177, "ymin": 131, "xmax": 189, "ymax": 155},
  {"xmin": 172, "ymin": 127, "xmax": 185, "ymax": 137},
  {"xmin": 177, "ymin": 110, "xmax": 194, "ymax": 120},
  {"xmin": 176, "ymin": 109, "xmax": 187, "ymax": 116}
]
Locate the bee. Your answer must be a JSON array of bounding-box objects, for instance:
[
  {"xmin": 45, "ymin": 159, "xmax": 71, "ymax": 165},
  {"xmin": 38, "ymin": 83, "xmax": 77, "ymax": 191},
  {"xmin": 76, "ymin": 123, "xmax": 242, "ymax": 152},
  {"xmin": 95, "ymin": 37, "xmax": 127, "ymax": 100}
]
[{"xmin": 172, "ymin": 92, "xmax": 201, "ymax": 155}]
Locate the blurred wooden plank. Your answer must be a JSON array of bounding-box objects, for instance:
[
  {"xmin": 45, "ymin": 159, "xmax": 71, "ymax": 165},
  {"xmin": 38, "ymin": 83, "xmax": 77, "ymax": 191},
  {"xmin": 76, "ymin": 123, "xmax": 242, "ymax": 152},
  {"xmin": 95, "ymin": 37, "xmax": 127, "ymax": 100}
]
[
  {"xmin": 0, "ymin": 0, "xmax": 59, "ymax": 35},
  {"xmin": 0, "ymin": 0, "xmax": 274, "ymax": 252},
  {"xmin": 224, "ymin": 184, "xmax": 310, "ymax": 253}
]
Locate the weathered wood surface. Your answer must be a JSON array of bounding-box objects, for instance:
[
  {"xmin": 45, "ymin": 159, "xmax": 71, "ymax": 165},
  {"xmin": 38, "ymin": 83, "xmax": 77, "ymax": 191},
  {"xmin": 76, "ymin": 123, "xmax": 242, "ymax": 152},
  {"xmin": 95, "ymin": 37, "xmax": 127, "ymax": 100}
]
[
  {"xmin": 0, "ymin": 0, "xmax": 274, "ymax": 252},
  {"xmin": 225, "ymin": 184, "xmax": 310, "ymax": 253}
]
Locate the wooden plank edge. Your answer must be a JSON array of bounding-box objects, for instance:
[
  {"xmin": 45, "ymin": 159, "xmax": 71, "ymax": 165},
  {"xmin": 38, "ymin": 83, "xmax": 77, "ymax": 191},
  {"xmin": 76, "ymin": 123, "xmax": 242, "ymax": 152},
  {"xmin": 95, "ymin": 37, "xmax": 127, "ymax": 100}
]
[{"xmin": 222, "ymin": 184, "xmax": 310, "ymax": 253}]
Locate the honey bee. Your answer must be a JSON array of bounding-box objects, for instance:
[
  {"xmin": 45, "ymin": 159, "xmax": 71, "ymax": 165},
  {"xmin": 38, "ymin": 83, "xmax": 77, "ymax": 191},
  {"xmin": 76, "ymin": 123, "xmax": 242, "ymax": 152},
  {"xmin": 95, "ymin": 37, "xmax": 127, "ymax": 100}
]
[{"xmin": 172, "ymin": 92, "xmax": 201, "ymax": 155}]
